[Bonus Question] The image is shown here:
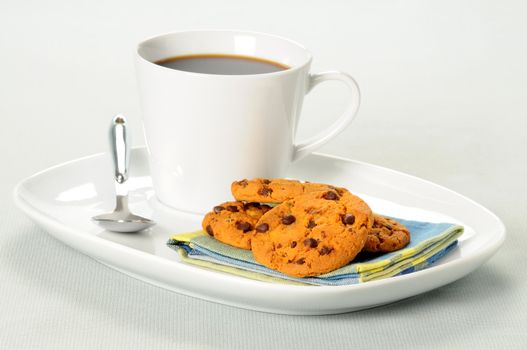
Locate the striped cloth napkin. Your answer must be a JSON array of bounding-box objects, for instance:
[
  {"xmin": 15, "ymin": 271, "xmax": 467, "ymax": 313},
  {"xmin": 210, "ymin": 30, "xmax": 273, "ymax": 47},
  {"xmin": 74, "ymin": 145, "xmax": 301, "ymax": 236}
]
[{"xmin": 166, "ymin": 218, "xmax": 463, "ymax": 286}]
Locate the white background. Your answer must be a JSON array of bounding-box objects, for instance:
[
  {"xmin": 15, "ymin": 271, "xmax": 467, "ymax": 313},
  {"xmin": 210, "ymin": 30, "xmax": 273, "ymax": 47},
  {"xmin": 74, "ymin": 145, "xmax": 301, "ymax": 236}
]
[{"xmin": 1, "ymin": 0, "xmax": 526, "ymax": 348}]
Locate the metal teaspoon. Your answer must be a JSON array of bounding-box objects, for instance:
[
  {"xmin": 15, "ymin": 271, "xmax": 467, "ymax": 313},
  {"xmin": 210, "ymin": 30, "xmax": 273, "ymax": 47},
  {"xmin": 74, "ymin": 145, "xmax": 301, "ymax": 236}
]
[{"xmin": 92, "ymin": 115, "xmax": 155, "ymax": 233}]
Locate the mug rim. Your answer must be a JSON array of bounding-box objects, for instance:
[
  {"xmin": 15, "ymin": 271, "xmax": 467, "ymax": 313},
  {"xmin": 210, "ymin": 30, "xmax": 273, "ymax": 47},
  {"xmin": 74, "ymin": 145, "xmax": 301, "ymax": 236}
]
[{"xmin": 136, "ymin": 29, "xmax": 313, "ymax": 78}]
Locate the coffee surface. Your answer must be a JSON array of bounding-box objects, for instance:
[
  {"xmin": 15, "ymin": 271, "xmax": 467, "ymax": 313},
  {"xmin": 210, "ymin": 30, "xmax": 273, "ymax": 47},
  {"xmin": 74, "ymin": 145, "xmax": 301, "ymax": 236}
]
[{"xmin": 155, "ymin": 54, "xmax": 289, "ymax": 75}]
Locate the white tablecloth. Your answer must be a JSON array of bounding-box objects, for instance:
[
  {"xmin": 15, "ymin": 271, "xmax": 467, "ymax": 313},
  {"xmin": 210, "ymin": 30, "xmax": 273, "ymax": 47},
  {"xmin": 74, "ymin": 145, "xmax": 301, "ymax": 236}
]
[{"xmin": 1, "ymin": 0, "xmax": 525, "ymax": 348}]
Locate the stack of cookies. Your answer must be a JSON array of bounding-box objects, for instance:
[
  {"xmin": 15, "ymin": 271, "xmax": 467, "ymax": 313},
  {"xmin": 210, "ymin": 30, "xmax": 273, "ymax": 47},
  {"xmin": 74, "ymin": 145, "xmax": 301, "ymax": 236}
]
[{"xmin": 202, "ymin": 179, "xmax": 410, "ymax": 278}]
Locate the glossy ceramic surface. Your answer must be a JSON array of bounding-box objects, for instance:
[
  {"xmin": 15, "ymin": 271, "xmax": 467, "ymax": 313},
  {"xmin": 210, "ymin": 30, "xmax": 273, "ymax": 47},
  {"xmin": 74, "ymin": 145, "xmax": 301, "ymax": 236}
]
[
  {"xmin": 14, "ymin": 148, "xmax": 505, "ymax": 315},
  {"xmin": 136, "ymin": 30, "xmax": 360, "ymax": 212}
]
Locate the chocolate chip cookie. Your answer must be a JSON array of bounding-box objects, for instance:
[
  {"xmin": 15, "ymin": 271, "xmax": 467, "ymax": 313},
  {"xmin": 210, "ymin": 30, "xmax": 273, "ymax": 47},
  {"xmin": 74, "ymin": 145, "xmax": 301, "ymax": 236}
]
[
  {"xmin": 363, "ymin": 215, "xmax": 410, "ymax": 253},
  {"xmin": 231, "ymin": 178, "xmax": 345, "ymax": 204},
  {"xmin": 202, "ymin": 201, "xmax": 272, "ymax": 250},
  {"xmin": 251, "ymin": 190, "xmax": 373, "ymax": 277}
]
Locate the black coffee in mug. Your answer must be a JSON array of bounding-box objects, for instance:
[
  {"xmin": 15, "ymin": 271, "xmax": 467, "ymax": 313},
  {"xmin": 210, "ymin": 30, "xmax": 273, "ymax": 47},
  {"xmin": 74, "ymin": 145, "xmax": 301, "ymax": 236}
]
[{"xmin": 155, "ymin": 54, "xmax": 289, "ymax": 75}]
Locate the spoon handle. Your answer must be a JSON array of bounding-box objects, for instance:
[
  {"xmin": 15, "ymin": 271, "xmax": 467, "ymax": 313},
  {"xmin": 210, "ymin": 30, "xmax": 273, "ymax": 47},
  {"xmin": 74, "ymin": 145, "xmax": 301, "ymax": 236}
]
[{"xmin": 110, "ymin": 115, "xmax": 130, "ymax": 185}]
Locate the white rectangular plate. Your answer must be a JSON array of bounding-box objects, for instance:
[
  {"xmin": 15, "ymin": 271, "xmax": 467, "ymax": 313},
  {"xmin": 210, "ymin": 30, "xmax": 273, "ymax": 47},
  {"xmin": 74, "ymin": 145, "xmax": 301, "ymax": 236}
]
[{"xmin": 14, "ymin": 148, "xmax": 505, "ymax": 315}]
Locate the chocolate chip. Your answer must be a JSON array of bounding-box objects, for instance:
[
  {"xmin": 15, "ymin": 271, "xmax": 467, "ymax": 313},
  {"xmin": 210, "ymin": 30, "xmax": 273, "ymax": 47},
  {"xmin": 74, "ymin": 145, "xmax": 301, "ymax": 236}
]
[
  {"xmin": 262, "ymin": 179, "xmax": 271, "ymax": 184},
  {"xmin": 255, "ymin": 223, "xmax": 269, "ymax": 233},
  {"xmin": 226, "ymin": 205, "xmax": 239, "ymax": 212},
  {"xmin": 319, "ymin": 246, "xmax": 333, "ymax": 255},
  {"xmin": 237, "ymin": 179, "xmax": 248, "ymax": 187},
  {"xmin": 282, "ymin": 215, "xmax": 296, "ymax": 225},
  {"xmin": 258, "ymin": 187, "xmax": 273, "ymax": 196},
  {"xmin": 290, "ymin": 241, "xmax": 297, "ymax": 248},
  {"xmin": 296, "ymin": 258, "xmax": 306, "ymax": 265},
  {"xmin": 322, "ymin": 191, "xmax": 339, "ymax": 200},
  {"xmin": 213, "ymin": 206, "xmax": 224, "ymax": 214},
  {"xmin": 244, "ymin": 202, "xmax": 261, "ymax": 210},
  {"xmin": 205, "ymin": 225, "xmax": 214, "ymax": 236},
  {"xmin": 235, "ymin": 221, "xmax": 253, "ymax": 233},
  {"xmin": 276, "ymin": 243, "xmax": 282, "ymax": 249},
  {"xmin": 328, "ymin": 186, "xmax": 346, "ymax": 196},
  {"xmin": 303, "ymin": 238, "xmax": 318, "ymax": 248},
  {"xmin": 342, "ymin": 214, "xmax": 355, "ymax": 225},
  {"xmin": 307, "ymin": 220, "xmax": 316, "ymax": 228}
]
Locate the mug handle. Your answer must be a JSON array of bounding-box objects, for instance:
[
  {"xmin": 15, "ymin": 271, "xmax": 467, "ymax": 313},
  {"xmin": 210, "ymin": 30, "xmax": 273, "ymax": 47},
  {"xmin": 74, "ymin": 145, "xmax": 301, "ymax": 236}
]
[{"xmin": 292, "ymin": 71, "xmax": 360, "ymax": 161}]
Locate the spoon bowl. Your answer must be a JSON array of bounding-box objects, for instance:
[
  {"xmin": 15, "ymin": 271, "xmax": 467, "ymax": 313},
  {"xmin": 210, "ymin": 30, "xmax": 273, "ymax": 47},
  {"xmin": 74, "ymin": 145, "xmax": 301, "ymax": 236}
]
[
  {"xmin": 92, "ymin": 217, "xmax": 154, "ymax": 233},
  {"xmin": 92, "ymin": 195, "xmax": 155, "ymax": 233}
]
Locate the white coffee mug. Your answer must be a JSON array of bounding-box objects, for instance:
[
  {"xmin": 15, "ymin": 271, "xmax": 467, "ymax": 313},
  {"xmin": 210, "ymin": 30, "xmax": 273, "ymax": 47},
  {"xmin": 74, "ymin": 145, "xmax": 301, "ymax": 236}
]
[{"xmin": 136, "ymin": 30, "xmax": 360, "ymax": 214}]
